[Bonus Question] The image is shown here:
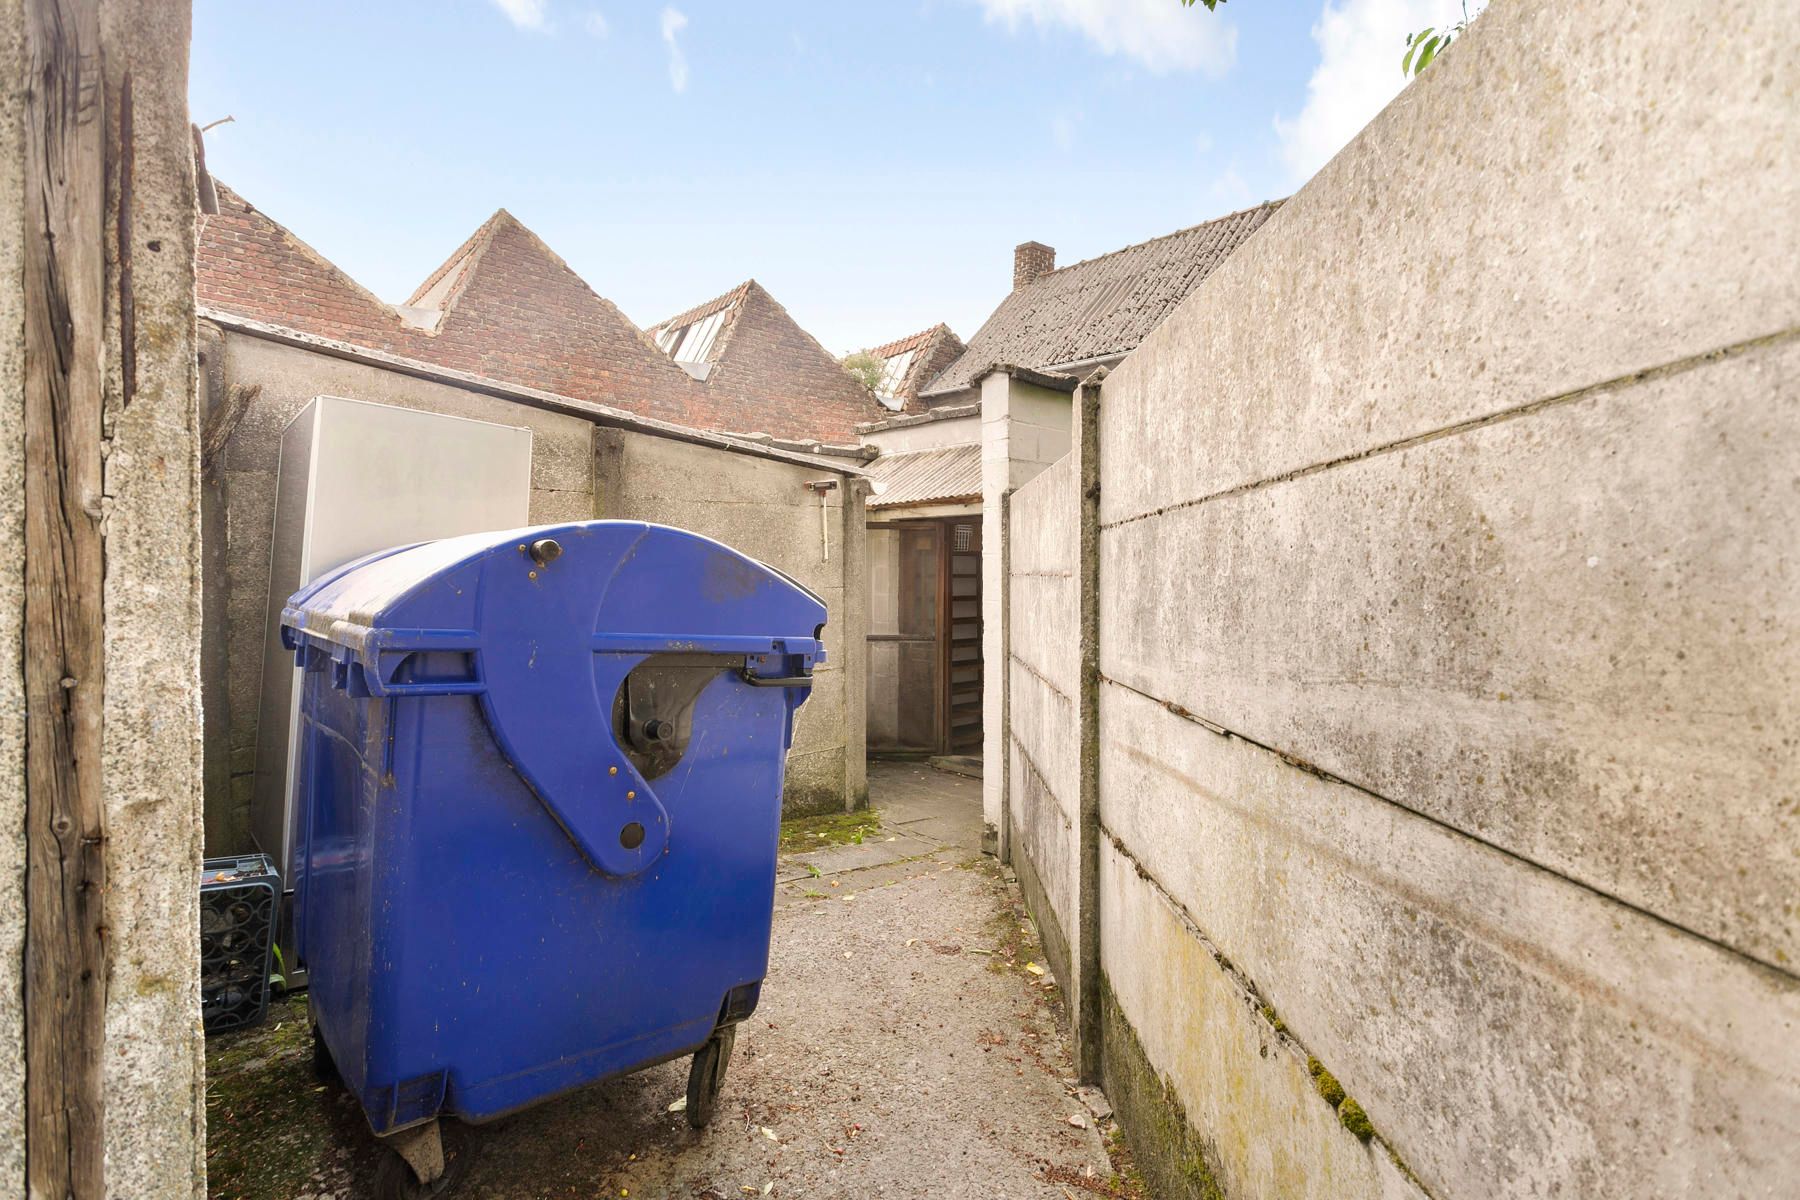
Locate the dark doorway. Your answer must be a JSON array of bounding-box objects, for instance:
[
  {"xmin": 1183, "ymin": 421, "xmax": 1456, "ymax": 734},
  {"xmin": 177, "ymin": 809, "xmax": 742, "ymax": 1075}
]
[{"xmin": 870, "ymin": 516, "xmax": 983, "ymax": 755}]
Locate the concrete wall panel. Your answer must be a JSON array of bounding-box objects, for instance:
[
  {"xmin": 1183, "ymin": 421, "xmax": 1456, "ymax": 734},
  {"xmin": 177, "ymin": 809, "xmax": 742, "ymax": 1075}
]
[
  {"xmin": 1099, "ymin": 839, "xmax": 1428, "ymax": 1200},
  {"xmin": 1099, "ymin": 0, "xmax": 1800, "ymax": 528},
  {"xmin": 1102, "ymin": 337, "xmax": 1799, "ymax": 966},
  {"xmin": 1098, "ymin": 682, "xmax": 1800, "ymax": 1199}
]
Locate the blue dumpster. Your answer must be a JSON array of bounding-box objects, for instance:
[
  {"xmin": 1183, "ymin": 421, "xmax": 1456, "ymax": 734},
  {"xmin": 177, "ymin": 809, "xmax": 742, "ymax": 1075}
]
[{"xmin": 281, "ymin": 521, "xmax": 824, "ymax": 1195}]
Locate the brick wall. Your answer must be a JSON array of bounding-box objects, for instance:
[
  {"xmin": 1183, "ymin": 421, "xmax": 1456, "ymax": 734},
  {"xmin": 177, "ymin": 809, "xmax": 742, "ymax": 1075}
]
[{"xmin": 699, "ymin": 281, "xmax": 884, "ymax": 442}]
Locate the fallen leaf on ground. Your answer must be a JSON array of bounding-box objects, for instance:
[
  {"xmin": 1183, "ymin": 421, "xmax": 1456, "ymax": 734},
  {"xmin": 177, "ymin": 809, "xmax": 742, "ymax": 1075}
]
[
  {"xmin": 1025, "ymin": 962, "xmax": 1046, "ymax": 976},
  {"xmin": 668, "ymin": 1096, "xmax": 688, "ymax": 1112},
  {"xmin": 760, "ymin": 1127, "xmax": 779, "ymax": 1142}
]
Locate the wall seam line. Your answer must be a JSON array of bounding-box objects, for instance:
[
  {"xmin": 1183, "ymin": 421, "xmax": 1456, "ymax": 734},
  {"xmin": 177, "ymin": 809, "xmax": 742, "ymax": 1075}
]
[
  {"xmin": 1005, "ymin": 730, "xmax": 1076, "ymax": 834},
  {"xmin": 1101, "ymin": 325, "xmax": 1800, "ymax": 531},
  {"xmin": 1006, "ymin": 652, "xmax": 1073, "ymax": 705},
  {"xmin": 1099, "ymin": 672, "xmax": 1799, "ymax": 984},
  {"xmin": 1097, "ymin": 821, "xmax": 1441, "ymax": 1200}
]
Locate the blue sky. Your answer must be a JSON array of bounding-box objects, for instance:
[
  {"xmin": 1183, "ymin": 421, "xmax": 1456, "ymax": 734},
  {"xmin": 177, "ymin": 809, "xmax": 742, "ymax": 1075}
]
[{"xmin": 191, "ymin": 0, "xmax": 1463, "ymax": 353}]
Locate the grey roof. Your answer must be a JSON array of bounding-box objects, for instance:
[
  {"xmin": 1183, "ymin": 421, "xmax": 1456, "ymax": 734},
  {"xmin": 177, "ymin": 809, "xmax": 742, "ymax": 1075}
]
[
  {"xmin": 921, "ymin": 201, "xmax": 1282, "ymax": 397},
  {"xmin": 867, "ymin": 443, "xmax": 981, "ymax": 509}
]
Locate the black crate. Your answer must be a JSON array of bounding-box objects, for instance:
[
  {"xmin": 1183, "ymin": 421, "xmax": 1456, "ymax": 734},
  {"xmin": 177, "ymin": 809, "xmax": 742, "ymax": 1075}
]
[{"xmin": 200, "ymin": 854, "xmax": 280, "ymax": 1035}]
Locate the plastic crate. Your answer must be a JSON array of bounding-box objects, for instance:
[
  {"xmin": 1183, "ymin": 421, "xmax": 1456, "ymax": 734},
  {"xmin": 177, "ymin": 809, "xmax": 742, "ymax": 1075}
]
[{"xmin": 200, "ymin": 853, "xmax": 280, "ymax": 1035}]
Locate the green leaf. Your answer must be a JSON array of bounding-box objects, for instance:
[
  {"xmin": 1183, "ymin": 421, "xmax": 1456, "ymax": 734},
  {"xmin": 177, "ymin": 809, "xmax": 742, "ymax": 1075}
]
[
  {"xmin": 1416, "ymin": 36, "xmax": 1441, "ymax": 73},
  {"xmin": 1402, "ymin": 27, "xmax": 1434, "ymax": 75}
]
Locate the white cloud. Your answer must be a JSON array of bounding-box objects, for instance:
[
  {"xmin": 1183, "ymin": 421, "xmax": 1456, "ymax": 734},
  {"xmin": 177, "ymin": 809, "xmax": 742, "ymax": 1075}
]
[
  {"xmin": 972, "ymin": 0, "xmax": 1236, "ymax": 76},
  {"xmin": 661, "ymin": 7, "xmax": 689, "ymax": 92},
  {"xmin": 490, "ymin": 0, "xmax": 549, "ymax": 32},
  {"xmin": 1274, "ymin": 0, "xmax": 1469, "ymax": 184},
  {"xmin": 583, "ymin": 10, "xmax": 609, "ymax": 38}
]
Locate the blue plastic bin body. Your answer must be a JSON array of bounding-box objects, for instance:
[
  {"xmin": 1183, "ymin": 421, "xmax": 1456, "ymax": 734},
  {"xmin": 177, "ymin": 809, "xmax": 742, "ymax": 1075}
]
[{"xmin": 280, "ymin": 521, "xmax": 823, "ymax": 1134}]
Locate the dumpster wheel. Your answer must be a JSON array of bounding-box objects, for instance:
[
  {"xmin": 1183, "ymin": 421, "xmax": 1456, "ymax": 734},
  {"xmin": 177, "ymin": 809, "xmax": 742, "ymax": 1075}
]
[
  {"xmin": 309, "ymin": 1024, "xmax": 339, "ymax": 1086},
  {"xmin": 685, "ymin": 1026, "xmax": 737, "ymax": 1130},
  {"xmin": 374, "ymin": 1120, "xmax": 467, "ymax": 1199}
]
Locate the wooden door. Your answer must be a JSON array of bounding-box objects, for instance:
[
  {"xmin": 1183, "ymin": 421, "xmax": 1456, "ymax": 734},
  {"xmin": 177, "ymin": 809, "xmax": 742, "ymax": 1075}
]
[{"xmin": 942, "ymin": 520, "xmax": 982, "ymax": 753}]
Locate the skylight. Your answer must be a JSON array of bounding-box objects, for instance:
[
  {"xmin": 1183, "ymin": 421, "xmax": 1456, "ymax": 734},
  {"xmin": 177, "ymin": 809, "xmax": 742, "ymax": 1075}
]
[
  {"xmin": 875, "ymin": 348, "xmax": 915, "ymax": 405},
  {"xmin": 657, "ymin": 307, "xmax": 728, "ymax": 364}
]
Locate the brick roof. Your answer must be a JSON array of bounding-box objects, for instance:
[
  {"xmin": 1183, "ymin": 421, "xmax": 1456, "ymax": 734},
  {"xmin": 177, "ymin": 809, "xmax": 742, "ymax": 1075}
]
[
  {"xmin": 863, "ymin": 323, "xmax": 965, "ymax": 411},
  {"xmin": 196, "ymin": 183, "xmax": 875, "ymax": 441},
  {"xmin": 651, "ymin": 282, "xmax": 752, "ymax": 359},
  {"xmin": 651, "ymin": 280, "xmax": 886, "ymax": 442},
  {"xmin": 400, "ymin": 209, "xmax": 697, "ymax": 424},
  {"xmin": 921, "ymin": 201, "xmax": 1283, "ymax": 397},
  {"xmin": 197, "ymin": 183, "xmax": 413, "ymax": 352}
]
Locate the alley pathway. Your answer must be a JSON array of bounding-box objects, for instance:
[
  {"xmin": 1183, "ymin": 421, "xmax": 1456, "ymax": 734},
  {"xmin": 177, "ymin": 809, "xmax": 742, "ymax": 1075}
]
[{"xmin": 205, "ymin": 763, "xmax": 1124, "ymax": 1200}]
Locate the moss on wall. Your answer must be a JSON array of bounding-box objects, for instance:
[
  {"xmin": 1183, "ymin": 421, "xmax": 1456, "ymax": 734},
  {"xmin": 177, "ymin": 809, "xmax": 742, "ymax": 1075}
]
[{"xmin": 1099, "ymin": 976, "xmax": 1227, "ymax": 1200}]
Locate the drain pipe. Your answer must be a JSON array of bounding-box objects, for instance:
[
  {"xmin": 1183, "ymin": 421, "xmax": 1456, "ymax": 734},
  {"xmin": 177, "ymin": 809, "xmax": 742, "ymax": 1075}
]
[{"xmin": 805, "ymin": 479, "xmax": 839, "ymax": 561}]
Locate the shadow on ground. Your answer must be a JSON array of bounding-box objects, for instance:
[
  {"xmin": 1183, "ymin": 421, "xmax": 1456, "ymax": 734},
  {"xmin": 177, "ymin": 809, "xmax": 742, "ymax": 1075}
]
[{"xmin": 205, "ymin": 762, "xmax": 1143, "ymax": 1199}]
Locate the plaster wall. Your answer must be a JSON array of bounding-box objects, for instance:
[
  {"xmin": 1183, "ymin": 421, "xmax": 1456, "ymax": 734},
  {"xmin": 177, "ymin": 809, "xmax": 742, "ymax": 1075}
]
[
  {"xmin": 595, "ymin": 429, "xmax": 868, "ymax": 815},
  {"xmin": 862, "ymin": 409, "xmax": 978, "ymax": 455}
]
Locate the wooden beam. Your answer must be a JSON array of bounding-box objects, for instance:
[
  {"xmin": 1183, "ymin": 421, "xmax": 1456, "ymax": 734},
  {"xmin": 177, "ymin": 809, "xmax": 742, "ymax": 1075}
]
[{"xmin": 23, "ymin": 0, "xmax": 108, "ymax": 1194}]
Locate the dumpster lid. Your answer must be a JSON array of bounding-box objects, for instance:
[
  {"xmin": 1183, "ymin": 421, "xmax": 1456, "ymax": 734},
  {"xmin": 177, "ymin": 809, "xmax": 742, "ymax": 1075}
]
[
  {"xmin": 282, "ymin": 521, "xmax": 825, "ymax": 673},
  {"xmin": 279, "ymin": 521, "xmax": 827, "ymax": 878}
]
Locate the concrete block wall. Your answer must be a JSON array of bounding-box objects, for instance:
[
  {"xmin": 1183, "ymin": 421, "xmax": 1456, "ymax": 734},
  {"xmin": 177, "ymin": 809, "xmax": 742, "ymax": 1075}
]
[
  {"xmin": 595, "ymin": 428, "xmax": 869, "ymax": 815},
  {"xmin": 1005, "ymin": 454, "xmax": 1080, "ymax": 985},
  {"xmin": 996, "ymin": 0, "xmax": 1800, "ymax": 1195}
]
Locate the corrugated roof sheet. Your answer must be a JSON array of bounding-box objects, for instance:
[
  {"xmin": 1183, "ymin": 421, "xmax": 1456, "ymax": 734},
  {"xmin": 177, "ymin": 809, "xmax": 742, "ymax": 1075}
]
[
  {"xmin": 921, "ymin": 201, "xmax": 1282, "ymax": 397},
  {"xmin": 867, "ymin": 443, "xmax": 981, "ymax": 509}
]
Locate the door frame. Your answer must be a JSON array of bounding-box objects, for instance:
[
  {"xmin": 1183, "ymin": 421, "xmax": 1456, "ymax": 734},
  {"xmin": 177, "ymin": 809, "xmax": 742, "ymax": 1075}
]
[{"xmin": 869, "ymin": 513, "xmax": 981, "ymax": 755}]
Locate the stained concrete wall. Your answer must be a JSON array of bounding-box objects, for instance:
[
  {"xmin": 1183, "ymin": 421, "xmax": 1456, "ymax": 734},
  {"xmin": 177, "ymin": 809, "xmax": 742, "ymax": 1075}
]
[
  {"xmin": 1004, "ymin": 454, "xmax": 1080, "ymax": 989},
  {"xmin": 205, "ymin": 328, "xmax": 600, "ymax": 852},
  {"xmin": 595, "ymin": 428, "xmax": 869, "ymax": 815},
  {"xmin": 999, "ymin": 0, "xmax": 1800, "ymax": 1196},
  {"xmin": 2, "ymin": 1, "xmax": 205, "ymax": 1192}
]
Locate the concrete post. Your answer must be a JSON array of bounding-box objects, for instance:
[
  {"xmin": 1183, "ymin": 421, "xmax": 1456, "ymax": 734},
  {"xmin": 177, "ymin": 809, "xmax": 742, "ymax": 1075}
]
[
  {"xmin": 841, "ymin": 475, "xmax": 871, "ymax": 810},
  {"xmin": 979, "ymin": 371, "xmax": 1011, "ymax": 857},
  {"xmin": 1073, "ymin": 369, "xmax": 1105, "ymax": 1083}
]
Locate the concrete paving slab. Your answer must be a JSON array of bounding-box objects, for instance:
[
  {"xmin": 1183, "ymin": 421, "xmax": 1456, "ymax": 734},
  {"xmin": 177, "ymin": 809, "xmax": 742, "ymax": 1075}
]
[{"xmin": 777, "ymin": 830, "xmax": 939, "ymax": 882}]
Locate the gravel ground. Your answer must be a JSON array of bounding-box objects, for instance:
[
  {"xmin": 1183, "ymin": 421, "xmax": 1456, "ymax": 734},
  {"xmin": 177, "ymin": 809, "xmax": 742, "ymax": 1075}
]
[{"xmin": 205, "ymin": 763, "xmax": 1130, "ymax": 1200}]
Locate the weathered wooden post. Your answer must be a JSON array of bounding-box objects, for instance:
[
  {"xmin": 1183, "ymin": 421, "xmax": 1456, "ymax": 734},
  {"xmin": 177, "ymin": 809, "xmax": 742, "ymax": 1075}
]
[{"xmin": 5, "ymin": 0, "xmax": 203, "ymax": 1193}]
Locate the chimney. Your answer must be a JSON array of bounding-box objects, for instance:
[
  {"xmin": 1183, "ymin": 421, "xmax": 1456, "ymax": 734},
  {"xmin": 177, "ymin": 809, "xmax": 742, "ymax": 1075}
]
[{"xmin": 1013, "ymin": 241, "xmax": 1055, "ymax": 291}]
